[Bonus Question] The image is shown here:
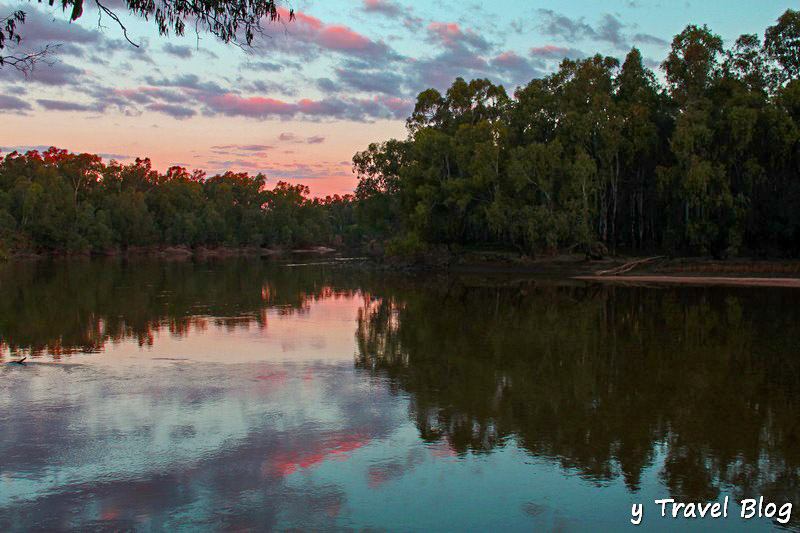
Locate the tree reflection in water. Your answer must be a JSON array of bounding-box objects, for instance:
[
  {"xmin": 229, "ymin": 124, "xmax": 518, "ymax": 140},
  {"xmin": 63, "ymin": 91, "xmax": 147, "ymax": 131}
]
[
  {"xmin": 2, "ymin": 259, "xmax": 799, "ymax": 526},
  {"xmin": 0, "ymin": 258, "xmax": 363, "ymax": 358},
  {"xmin": 354, "ymin": 278, "xmax": 800, "ymax": 518}
]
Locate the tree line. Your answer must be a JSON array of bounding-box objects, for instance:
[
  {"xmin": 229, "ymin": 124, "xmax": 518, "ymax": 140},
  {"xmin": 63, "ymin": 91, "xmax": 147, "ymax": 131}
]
[
  {"xmin": 0, "ymin": 148, "xmax": 359, "ymax": 256},
  {"xmin": 2, "ymin": 11, "xmax": 799, "ymax": 259},
  {"xmin": 353, "ymin": 10, "xmax": 800, "ymax": 258}
]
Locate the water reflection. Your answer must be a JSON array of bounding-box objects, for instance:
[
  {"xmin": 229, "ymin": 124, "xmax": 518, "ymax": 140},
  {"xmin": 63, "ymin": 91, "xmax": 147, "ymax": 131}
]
[
  {"xmin": 355, "ymin": 280, "xmax": 800, "ymax": 524},
  {"xmin": 1, "ymin": 259, "xmax": 799, "ymax": 531},
  {"xmin": 1, "ymin": 362, "xmax": 404, "ymax": 531},
  {"xmin": 0, "ymin": 259, "xmax": 369, "ymax": 363}
]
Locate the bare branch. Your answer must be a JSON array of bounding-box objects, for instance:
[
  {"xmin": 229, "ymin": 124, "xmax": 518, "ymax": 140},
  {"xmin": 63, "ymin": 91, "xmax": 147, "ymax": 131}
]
[
  {"xmin": 94, "ymin": 0, "xmax": 139, "ymax": 47},
  {"xmin": 0, "ymin": 43, "xmax": 59, "ymax": 75}
]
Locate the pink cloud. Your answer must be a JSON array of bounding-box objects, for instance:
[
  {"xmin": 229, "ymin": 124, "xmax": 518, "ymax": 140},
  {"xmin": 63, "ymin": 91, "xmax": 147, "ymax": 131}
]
[
  {"xmin": 427, "ymin": 21, "xmax": 489, "ymax": 51},
  {"xmin": 287, "ymin": 10, "xmax": 324, "ymax": 30},
  {"xmin": 374, "ymin": 95, "xmax": 413, "ymax": 116},
  {"xmin": 204, "ymin": 94, "xmax": 297, "ymax": 117},
  {"xmin": 363, "ymin": 0, "xmax": 399, "ymax": 14},
  {"xmin": 197, "ymin": 92, "xmax": 401, "ymax": 120},
  {"xmin": 111, "ymin": 81, "xmax": 411, "ymax": 122},
  {"xmin": 266, "ymin": 432, "xmax": 370, "ymax": 477},
  {"xmin": 490, "ymin": 51, "xmax": 540, "ymax": 83},
  {"xmin": 528, "ymin": 45, "xmax": 583, "ymax": 61},
  {"xmin": 297, "ymin": 98, "xmax": 340, "ymax": 115},
  {"xmin": 428, "ymin": 22, "xmax": 461, "ymax": 43},
  {"xmin": 319, "ymin": 25, "xmax": 373, "ymax": 51},
  {"xmin": 530, "ymin": 45, "xmax": 569, "ymax": 54},
  {"xmin": 494, "ymin": 51, "xmax": 525, "ymax": 68},
  {"xmin": 276, "ymin": 8, "xmax": 393, "ymax": 59}
]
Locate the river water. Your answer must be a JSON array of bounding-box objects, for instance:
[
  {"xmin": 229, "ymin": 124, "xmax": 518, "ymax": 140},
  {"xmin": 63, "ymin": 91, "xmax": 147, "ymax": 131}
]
[{"xmin": 1, "ymin": 258, "xmax": 798, "ymax": 531}]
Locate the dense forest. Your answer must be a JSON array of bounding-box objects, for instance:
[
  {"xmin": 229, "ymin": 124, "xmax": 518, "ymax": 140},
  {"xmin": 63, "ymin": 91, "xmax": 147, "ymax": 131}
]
[
  {"xmin": 354, "ymin": 10, "xmax": 800, "ymax": 259},
  {"xmin": 0, "ymin": 150, "xmax": 360, "ymax": 257},
  {"xmin": 2, "ymin": 10, "xmax": 799, "ymax": 259}
]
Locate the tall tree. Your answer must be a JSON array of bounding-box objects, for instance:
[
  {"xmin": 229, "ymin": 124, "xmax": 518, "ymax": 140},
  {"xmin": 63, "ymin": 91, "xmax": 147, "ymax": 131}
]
[
  {"xmin": 616, "ymin": 48, "xmax": 667, "ymax": 250},
  {"xmin": 765, "ymin": 9, "xmax": 800, "ymax": 85}
]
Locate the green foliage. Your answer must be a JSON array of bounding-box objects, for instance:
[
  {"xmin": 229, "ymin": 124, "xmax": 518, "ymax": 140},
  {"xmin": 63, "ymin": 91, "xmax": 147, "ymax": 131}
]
[
  {"xmin": 765, "ymin": 9, "xmax": 800, "ymax": 84},
  {"xmin": 385, "ymin": 231, "xmax": 427, "ymax": 257},
  {"xmin": 3, "ymin": 11, "xmax": 800, "ymax": 259},
  {"xmin": 0, "ymin": 147, "xmax": 359, "ymax": 254},
  {"xmin": 353, "ymin": 11, "xmax": 800, "ymax": 258}
]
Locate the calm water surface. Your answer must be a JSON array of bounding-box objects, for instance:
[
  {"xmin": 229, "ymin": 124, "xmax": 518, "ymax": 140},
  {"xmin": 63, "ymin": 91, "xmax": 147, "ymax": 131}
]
[{"xmin": 1, "ymin": 258, "xmax": 799, "ymax": 532}]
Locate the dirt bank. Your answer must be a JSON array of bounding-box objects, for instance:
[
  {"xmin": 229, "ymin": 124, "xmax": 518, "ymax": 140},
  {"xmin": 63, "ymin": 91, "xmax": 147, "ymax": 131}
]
[{"xmin": 575, "ymin": 275, "xmax": 800, "ymax": 288}]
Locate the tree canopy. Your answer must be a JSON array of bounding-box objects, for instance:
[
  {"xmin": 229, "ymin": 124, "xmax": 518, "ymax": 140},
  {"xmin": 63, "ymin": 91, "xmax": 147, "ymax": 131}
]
[
  {"xmin": 352, "ymin": 10, "xmax": 800, "ymax": 259},
  {"xmin": 0, "ymin": 148, "xmax": 355, "ymax": 256}
]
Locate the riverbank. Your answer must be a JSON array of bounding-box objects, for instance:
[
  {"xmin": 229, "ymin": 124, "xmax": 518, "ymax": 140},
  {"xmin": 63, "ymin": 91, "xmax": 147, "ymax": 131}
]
[
  {"xmin": 373, "ymin": 249, "xmax": 800, "ymax": 276},
  {"xmin": 575, "ymin": 275, "xmax": 800, "ymax": 288},
  {"xmin": 5, "ymin": 246, "xmax": 800, "ymax": 288},
  {"xmin": 364, "ymin": 251, "xmax": 800, "ymax": 288},
  {"xmin": 571, "ymin": 257, "xmax": 800, "ymax": 288},
  {"xmin": 4, "ymin": 244, "xmax": 338, "ymax": 261}
]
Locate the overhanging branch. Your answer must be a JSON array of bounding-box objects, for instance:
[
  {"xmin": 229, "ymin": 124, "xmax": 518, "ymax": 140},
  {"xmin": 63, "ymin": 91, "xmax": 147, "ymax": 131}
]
[
  {"xmin": 94, "ymin": 0, "xmax": 139, "ymax": 47},
  {"xmin": 0, "ymin": 43, "xmax": 58, "ymax": 75}
]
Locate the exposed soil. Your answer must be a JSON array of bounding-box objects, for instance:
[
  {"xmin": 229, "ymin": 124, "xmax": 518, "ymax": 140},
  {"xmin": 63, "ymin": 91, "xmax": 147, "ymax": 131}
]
[{"xmin": 574, "ymin": 275, "xmax": 800, "ymax": 288}]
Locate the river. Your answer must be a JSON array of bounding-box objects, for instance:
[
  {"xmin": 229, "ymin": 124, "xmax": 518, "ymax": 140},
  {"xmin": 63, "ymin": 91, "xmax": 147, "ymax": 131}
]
[{"xmin": 1, "ymin": 258, "xmax": 798, "ymax": 531}]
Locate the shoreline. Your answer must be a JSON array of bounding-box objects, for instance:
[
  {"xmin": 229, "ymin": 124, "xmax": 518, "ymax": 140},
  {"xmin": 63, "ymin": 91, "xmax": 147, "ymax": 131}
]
[
  {"xmin": 4, "ymin": 245, "xmax": 339, "ymax": 261},
  {"xmin": 574, "ymin": 275, "xmax": 800, "ymax": 288},
  {"xmin": 4, "ymin": 249, "xmax": 800, "ymax": 288}
]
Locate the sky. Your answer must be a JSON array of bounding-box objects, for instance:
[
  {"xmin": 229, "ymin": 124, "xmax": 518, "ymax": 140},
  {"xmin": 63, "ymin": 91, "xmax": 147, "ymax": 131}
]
[{"xmin": 0, "ymin": 0, "xmax": 795, "ymax": 196}]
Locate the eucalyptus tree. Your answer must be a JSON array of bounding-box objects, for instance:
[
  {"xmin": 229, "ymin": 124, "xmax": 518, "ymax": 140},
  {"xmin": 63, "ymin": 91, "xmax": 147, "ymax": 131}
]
[
  {"xmin": 554, "ymin": 55, "xmax": 622, "ymax": 249},
  {"xmin": 352, "ymin": 139, "xmax": 409, "ymax": 239},
  {"xmin": 615, "ymin": 48, "xmax": 668, "ymax": 250},
  {"xmin": 658, "ymin": 25, "xmax": 735, "ymax": 256},
  {"xmin": 765, "ymin": 9, "xmax": 800, "ymax": 85}
]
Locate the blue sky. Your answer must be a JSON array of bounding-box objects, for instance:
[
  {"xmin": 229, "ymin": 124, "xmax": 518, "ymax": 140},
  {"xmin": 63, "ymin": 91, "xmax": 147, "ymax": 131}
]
[{"xmin": 0, "ymin": 0, "xmax": 794, "ymax": 195}]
